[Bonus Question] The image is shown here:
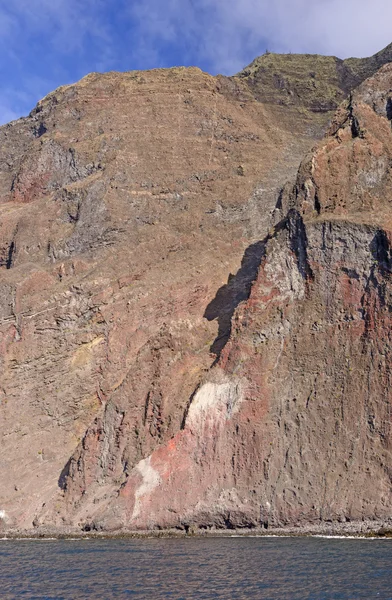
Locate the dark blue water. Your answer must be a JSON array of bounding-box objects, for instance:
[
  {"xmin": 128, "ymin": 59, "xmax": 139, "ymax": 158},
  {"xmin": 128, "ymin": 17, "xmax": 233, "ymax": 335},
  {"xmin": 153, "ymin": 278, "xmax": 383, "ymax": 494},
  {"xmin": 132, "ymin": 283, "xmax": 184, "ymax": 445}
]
[{"xmin": 0, "ymin": 537, "xmax": 391, "ymax": 599}]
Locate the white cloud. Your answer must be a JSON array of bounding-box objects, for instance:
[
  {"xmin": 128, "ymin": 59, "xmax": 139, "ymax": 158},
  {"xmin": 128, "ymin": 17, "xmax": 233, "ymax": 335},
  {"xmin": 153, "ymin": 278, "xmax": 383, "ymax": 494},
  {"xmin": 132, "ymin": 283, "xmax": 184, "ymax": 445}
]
[
  {"xmin": 128, "ymin": 0, "xmax": 392, "ymax": 73},
  {"xmin": 1, "ymin": 0, "xmax": 392, "ymax": 125},
  {"xmin": 0, "ymin": 87, "xmax": 26, "ymax": 126},
  {"xmin": 0, "ymin": 105, "xmax": 19, "ymax": 126},
  {"xmin": 0, "ymin": 76, "xmax": 57, "ymax": 125},
  {"xmin": 0, "ymin": 0, "xmax": 113, "ymax": 60},
  {"xmin": 0, "ymin": 0, "xmax": 117, "ymax": 124}
]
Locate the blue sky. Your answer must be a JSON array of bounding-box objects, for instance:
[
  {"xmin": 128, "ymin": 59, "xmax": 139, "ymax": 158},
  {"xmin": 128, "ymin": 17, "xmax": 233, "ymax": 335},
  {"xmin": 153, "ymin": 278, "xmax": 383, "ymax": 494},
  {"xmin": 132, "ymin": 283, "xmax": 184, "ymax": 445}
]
[{"xmin": 1, "ymin": 0, "xmax": 391, "ymax": 125}]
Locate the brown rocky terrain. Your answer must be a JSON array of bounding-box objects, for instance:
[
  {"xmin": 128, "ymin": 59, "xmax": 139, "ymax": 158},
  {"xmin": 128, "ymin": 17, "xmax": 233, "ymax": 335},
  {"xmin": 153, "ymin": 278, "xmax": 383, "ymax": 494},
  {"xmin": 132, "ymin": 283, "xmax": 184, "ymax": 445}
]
[{"xmin": 0, "ymin": 45, "xmax": 392, "ymax": 534}]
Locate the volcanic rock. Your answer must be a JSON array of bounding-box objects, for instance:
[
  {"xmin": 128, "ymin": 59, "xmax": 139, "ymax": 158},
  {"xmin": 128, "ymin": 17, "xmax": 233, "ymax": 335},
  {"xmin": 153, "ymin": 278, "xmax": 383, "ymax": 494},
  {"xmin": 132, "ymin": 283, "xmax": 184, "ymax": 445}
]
[{"xmin": 1, "ymin": 46, "xmax": 392, "ymax": 532}]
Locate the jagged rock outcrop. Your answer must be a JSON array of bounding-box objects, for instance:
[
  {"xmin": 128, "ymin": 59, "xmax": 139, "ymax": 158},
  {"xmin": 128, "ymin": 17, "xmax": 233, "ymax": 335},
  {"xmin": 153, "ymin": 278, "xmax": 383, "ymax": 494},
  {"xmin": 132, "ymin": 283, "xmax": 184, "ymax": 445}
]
[{"xmin": 1, "ymin": 47, "xmax": 392, "ymax": 533}]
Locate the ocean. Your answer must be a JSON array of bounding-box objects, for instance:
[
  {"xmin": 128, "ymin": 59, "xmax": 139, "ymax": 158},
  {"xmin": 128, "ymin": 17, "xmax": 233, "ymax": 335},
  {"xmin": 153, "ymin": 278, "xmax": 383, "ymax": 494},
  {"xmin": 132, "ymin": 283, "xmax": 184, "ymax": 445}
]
[{"xmin": 0, "ymin": 536, "xmax": 391, "ymax": 599}]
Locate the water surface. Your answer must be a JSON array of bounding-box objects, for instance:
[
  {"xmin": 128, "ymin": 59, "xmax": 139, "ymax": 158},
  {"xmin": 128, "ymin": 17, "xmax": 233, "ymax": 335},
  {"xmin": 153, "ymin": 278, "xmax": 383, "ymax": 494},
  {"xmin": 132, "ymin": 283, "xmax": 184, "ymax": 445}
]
[{"xmin": 1, "ymin": 537, "xmax": 391, "ymax": 599}]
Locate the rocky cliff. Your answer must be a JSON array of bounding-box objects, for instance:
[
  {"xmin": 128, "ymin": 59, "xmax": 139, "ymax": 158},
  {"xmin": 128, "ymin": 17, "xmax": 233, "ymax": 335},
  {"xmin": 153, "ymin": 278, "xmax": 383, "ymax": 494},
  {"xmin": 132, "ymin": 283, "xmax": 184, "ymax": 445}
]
[{"xmin": 1, "ymin": 45, "xmax": 392, "ymax": 534}]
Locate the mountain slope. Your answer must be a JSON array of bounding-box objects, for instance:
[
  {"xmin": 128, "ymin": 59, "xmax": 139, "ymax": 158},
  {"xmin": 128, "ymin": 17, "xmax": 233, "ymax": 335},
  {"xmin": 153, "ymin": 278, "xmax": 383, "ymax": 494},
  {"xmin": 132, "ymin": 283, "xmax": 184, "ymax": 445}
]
[
  {"xmin": 237, "ymin": 42, "xmax": 392, "ymax": 112},
  {"xmin": 0, "ymin": 47, "xmax": 392, "ymax": 533}
]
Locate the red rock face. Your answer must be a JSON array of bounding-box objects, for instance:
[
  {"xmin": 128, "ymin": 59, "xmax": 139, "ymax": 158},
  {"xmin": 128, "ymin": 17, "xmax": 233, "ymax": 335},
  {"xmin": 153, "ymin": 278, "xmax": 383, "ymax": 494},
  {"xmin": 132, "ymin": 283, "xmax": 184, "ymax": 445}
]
[
  {"xmin": 1, "ymin": 57, "xmax": 392, "ymax": 533},
  {"xmin": 55, "ymin": 65, "xmax": 392, "ymax": 533}
]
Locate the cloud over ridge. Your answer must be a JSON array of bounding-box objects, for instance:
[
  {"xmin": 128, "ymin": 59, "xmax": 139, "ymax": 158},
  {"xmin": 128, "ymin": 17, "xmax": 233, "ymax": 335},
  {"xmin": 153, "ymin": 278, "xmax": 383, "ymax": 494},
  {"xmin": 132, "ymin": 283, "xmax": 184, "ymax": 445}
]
[
  {"xmin": 0, "ymin": 0, "xmax": 391, "ymax": 124},
  {"xmin": 129, "ymin": 0, "xmax": 392, "ymax": 73}
]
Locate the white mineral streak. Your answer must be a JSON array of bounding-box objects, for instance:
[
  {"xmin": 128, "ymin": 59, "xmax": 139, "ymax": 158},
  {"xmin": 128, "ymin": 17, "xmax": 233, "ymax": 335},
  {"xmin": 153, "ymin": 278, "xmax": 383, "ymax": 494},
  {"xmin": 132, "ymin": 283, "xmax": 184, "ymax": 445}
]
[
  {"xmin": 264, "ymin": 246, "xmax": 305, "ymax": 303},
  {"xmin": 186, "ymin": 380, "xmax": 243, "ymax": 430},
  {"xmin": 131, "ymin": 457, "xmax": 161, "ymax": 520}
]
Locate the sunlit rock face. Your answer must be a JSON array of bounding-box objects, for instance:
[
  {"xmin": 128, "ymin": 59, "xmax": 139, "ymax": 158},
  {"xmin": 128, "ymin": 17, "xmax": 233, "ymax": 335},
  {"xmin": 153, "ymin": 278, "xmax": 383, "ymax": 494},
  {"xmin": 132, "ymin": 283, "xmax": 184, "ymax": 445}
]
[{"xmin": 1, "ymin": 50, "xmax": 392, "ymax": 533}]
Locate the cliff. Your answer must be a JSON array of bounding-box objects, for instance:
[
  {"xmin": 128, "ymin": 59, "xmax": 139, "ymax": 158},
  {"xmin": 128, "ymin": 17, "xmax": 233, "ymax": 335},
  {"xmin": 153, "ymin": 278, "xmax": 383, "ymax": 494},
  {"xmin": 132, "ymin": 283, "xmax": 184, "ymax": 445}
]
[{"xmin": 0, "ymin": 45, "xmax": 392, "ymax": 533}]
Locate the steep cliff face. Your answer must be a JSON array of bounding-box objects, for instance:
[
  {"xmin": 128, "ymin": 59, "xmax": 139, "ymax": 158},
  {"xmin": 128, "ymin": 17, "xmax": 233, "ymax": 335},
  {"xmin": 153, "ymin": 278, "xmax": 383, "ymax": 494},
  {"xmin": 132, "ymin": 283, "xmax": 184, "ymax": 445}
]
[
  {"xmin": 40, "ymin": 62, "xmax": 392, "ymax": 533},
  {"xmin": 1, "ymin": 49, "xmax": 392, "ymax": 533},
  {"xmin": 0, "ymin": 64, "xmax": 325, "ymax": 531}
]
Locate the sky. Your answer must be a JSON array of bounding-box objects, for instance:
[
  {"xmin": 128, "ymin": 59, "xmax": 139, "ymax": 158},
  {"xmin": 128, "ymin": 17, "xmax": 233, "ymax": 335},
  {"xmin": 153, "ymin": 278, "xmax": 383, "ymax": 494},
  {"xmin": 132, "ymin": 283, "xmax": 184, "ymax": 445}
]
[{"xmin": 0, "ymin": 0, "xmax": 391, "ymax": 125}]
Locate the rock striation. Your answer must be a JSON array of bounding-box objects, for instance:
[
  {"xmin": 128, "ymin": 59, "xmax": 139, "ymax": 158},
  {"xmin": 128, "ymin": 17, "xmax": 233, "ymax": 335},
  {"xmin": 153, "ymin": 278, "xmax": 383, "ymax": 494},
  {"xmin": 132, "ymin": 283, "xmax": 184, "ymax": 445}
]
[{"xmin": 1, "ymin": 46, "xmax": 392, "ymax": 533}]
